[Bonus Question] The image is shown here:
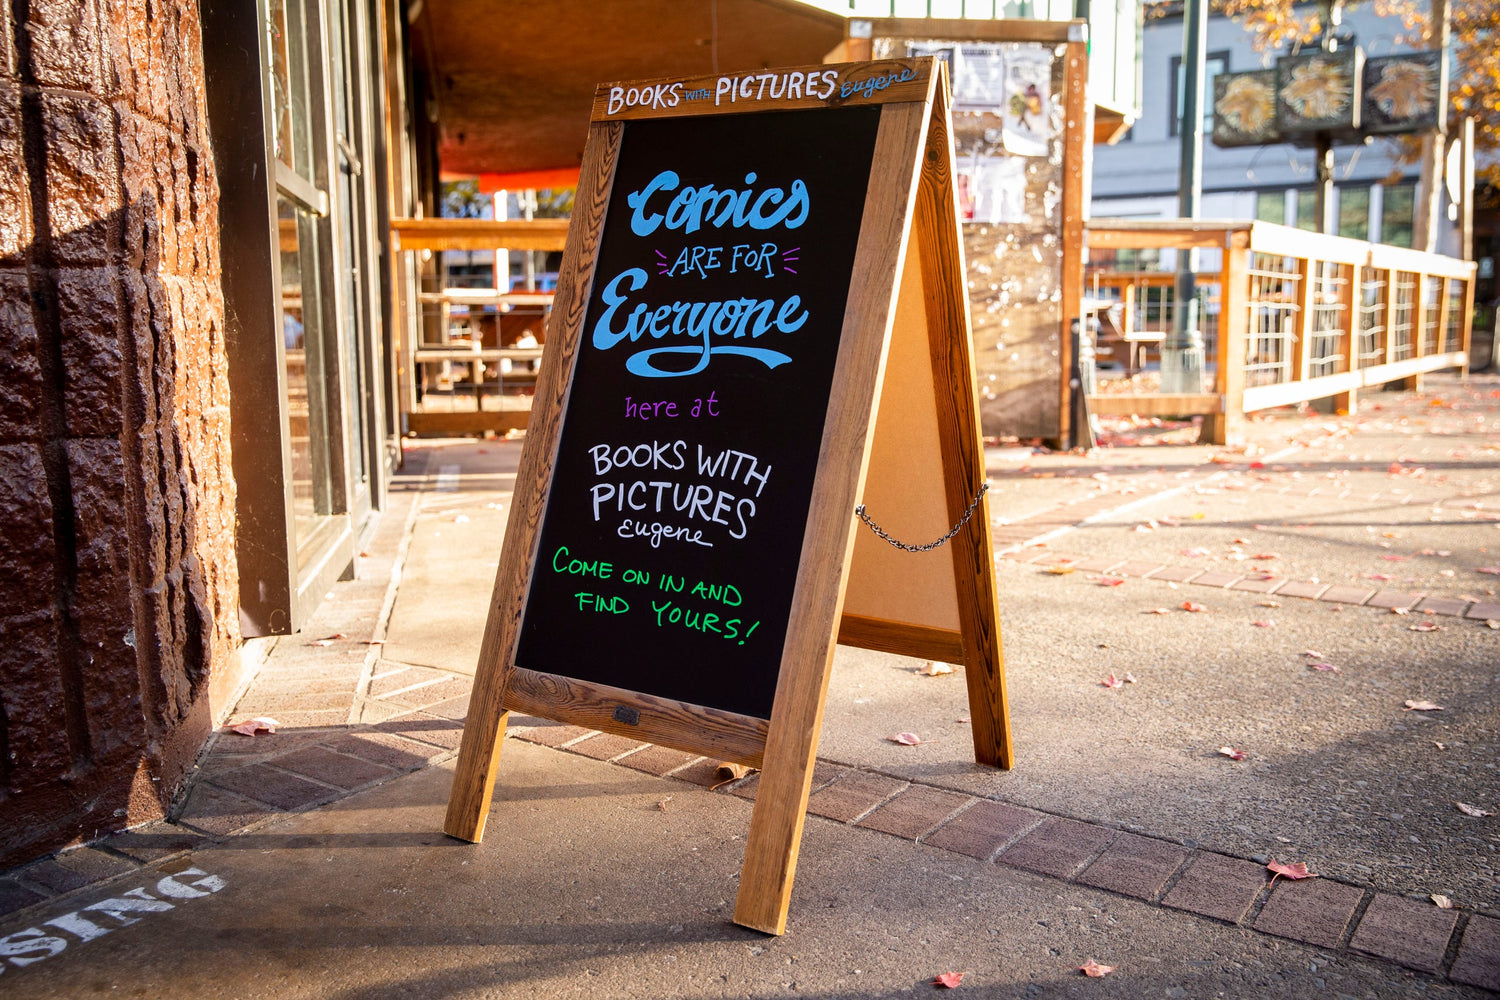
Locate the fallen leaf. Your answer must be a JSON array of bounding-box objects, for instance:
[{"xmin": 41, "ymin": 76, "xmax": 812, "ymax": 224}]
[
  {"xmin": 1101, "ymin": 673, "xmax": 1125, "ymax": 689},
  {"xmin": 1078, "ymin": 961, "xmax": 1114, "ymax": 978},
  {"xmin": 888, "ymin": 732, "xmax": 927, "ymax": 745},
  {"xmin": 1301, "ymin": 649, "xmax": 1324, "ymax": 659},
  {"xmin": 307, "ymin": 632, "xmax": 348, "ymax": 646},
  {"xmin": 1390, "ymin": 606, "xmax": 1411, "ymax": 616},
  {"xmin": 715, "ymin": 762, "xmax": 753, "ymax": 782},
  {"xmin": 1432, "ymin": 894, "xmax": 1454, "ymax": 909},
  {"xmin": 1267, "ymin": 859, "xmax": 1317, "ymax": 884},
  {"xmin": 1122, "ymin": 672, "xmax": 1138, "ymax": 684},
  {"xmin": 934, "ymin": 971, "xmax": 964, "ymax": 989},
  {"xmin": 1181, "ymin": 601, "xmax": 1208, "ymax": 612},
  {"xmin": 656, "ymin": 796, "xmax": 672, "ymax": 811},
  {"xmin": 1456, "ymin": 802, "xmax": 1495, "ymax": 818},
  {"xmin": 1251, "ymin": 553, "xmax": 1280, "ymax": 560},
  {"xmin": 1257, "ymin": 600, "xmax": 1282, "ymax": 608},
  {"xmin": 1433, "ymin": 741, "xmax": 1448, "ymax": 750},
  {"xmin": 1477, "ymin": 567, "xmax": 1500, "ymax": 575},
  {"xmin": 1251, "ymin": 620, "xmax": 1275, "ymax": 627},
  {"xmin": 1219, "ymin": 746, "xmax": 1248, "ymax": 760},
  {"xmin": 1181, "ymin": 547, "xmax": 1211, "ymax": 557},
  {"xmin": 917, "ymin": 661, "xmax": 956, "ymax": 676},
  {"xmin": 1093, "ymin": 576, "xmax": 1126, "ymax": 587},
  {"xmin": 1403, "ymin": 700, "xmax": 1444, "ymax": 711},
  {"xmin": 1487, "ymin": 620, "xmax": 1500, "ymax": 630},
  {"xmin": 1044, "ymin": 565, "xmax": 1076, "ymax": 575},
  {"xmin": 1380, "ymin": 554, "xmax": 1408, "ymax": 562},
  {"xmin": 1143, "ymin": 607, "xmax": 1172, "ymax": 614},
  {"xmin": 229, "ymin": 716, "xmax": 279, "ymax": 736},
  {"xmin": 1308, "ymin": 662, "xmax": 1341, "ymax": 674},
  {"xmin": 1408, "ymin": 621, "xmax": 1441, "ymax": 632}
]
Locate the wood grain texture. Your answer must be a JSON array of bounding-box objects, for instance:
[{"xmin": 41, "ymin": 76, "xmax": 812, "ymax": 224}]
[
  {"xmin": 503, "ymin": 669, "xmax": 769, "ymax": 767},
  {"xmin": 912, "ymin": 79, "xmax": 1012, "ymax": 771},
  {"xmin": 837, "ymin": 613, "xmax": 963, "ymax": 662},
  {"xmin": 1201, "ymin": 231, "xmax": 1251, "ymax": 445},
  {"xmin": 733, "ymin": 92, "xmax": 933, "ymax": 937},
  {"xmin": 443, "ymin": 121, "xmax": 622, "ymax": 843},
  {"xmin": 590, "ymin": 59, "xmax": 932, "ymax": 121},
  {"xmin": 391, "ymin": 218, "xmax": 570, "ymax": 252}
]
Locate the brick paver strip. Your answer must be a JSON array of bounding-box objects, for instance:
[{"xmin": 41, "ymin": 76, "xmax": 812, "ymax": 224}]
[
  {"xmin": 18, "ymin": 849, "xmax": 138, "ymax": 894},
  {"xmin": 175, "ymin": 783, "xmax": 279, "ymax": 836},
  {"xmin": 923, "ymin": 800, "xmax": 1042, "ymax": 860},
  {"xmin": 1367, "ymin": 589, "xmax": 1425, "ymax": 610},
  {"xmin": 100, "ymin": 821, "xmax": 209, "ymax": 864},
  {"xmin": 1415, "ymin": 595, "xmax": 1472, "ymax": 617},
  {"xmin": 1145, "ymin": 564, "xmax": 1201, "ymax": 582},
  {"xmin": 373, "ymin": 712, "xmax": 464, "ymax": 750},
  {"xmin": 384, "ymin": 675, "xmax": 473, "ymax": 707},
  {"xmin": 1229, "ymin": 576, "xmax": 1283, "ymax": 593},
  {"xmin": 998, "ymin": 817, "xmax": 1114, "ymax": 879},
  {"xmin": 1466, "ymin": 601, "xmax": 1500, "ymax": 621},
  {"xmin": 1077, "ymin": 833, "xmax": 1190, "ymax": 901},
  {"xmin": 1318, "ymin": 585, "xmax": 1374, "ymax": 605},
  {"xmin": 423, "ymin": 694, "xmax": 471, "ymax": 722},
  {"xmin": 1348, "ymin": 892, "xmax": 1458, "ymax": 972},
  {"xmin": 616, "ymin": 745, "xmax": 701, "ymax": 777},
  {"xmin": 569, "ymin": 733, "xmax": 648, "ymax": 761},
  {"xmin": 856, "ymin": 785, "xmax": 972, "ymax": 841},
  {"xmin": 1253, "ymin": 878, "xmax": 1364, "ymax": 949},
  {"xmin": 1449, "ymin": 914, "xmax": 1500, "ymax": 991},
  {"xmin": 1276, "ymin": 581, "xmax": 1330, "ymax": 600},
  {"xmin": 1070, "ymin": 556, "xmax": 1123, "ymax": 572},
  {"xmin": 273, "ymin": 746, "xmax": 397, "ymax": 790},
  {"xmin": 806, "ymin": 771, "xmax": 907, "ymax": 823},
  {"xmin": 514, "ymin": 723, "xmax": 595, "ymax": 748},
  {"xmin": 322, "ymin": 732, "xmax": 447, "ymax": 770},
  {"xmin": 729, "ymin": 762, "xmax": 843, "ymax": 800},
  {"xmin": 1161, "ymin": 853, "xmax": 1267, "ymax": 923},
  {"xmin": 1190, "ymin": 570, "xmax": 1243, "ymax": 588},
  {"xmin": 1114, "ymin": 560, "xmax": 1168, "ymax": 578},
  {"xmin": 0, "ymin": 879, "xmax": 48, "ymax": 918},
  {"xmin": 207, "ymin": 762, "xmax": 340, "ymax": 811}
]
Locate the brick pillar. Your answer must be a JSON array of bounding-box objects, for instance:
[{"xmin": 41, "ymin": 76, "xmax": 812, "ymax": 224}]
[{"xmin": 0, "ymin": 0, "xmax": 238, "ymax": 866}]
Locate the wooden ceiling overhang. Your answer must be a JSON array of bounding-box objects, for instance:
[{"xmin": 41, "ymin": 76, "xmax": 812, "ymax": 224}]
[{"xmin": 410, "ymin": 1, "xmax": 1134, "ymax": 186}]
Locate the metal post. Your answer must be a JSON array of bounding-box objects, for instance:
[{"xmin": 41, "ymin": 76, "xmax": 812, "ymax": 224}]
[
  {"xmin": 1163, "ymin": 0, "xmax": 1207, "ymax": 393},
  {"xmin": 1313, "ymin": 134, "xmax": 1336, "ymax": 235}
]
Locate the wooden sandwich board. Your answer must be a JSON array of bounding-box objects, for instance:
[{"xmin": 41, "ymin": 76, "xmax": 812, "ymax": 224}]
[{"xmin": 444, "ymin": 57, "xmax": 1011, "ymax": 936}]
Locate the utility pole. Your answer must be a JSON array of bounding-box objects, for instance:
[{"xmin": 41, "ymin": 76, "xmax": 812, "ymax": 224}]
[
  {"xmin": 1162, "ymin": 0, "xmax": 1207, "ymax": 393},
  {"xmin": 1413, "ymin": 0, "xmax": 1450, "ymax": 253}
]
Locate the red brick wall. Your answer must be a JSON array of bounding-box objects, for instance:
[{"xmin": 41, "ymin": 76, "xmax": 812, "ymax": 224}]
[{"xmin": 0, "ymin": 0, "xmax": 238, "ymax": 866}]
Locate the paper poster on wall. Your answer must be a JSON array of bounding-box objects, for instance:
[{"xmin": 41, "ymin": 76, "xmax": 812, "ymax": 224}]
[
  {"xmin": 907, "ymin": 42, "xmax": 1008, "ymax": 112},
  {"xmin": 957, "ymin": 154, "xmax": 1028, "ymax": 224},
  {"xmin": 1000, "ymin": 45, "xmax": 1052, "ymax": 157}
]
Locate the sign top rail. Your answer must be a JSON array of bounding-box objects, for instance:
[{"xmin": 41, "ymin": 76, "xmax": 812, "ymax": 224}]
[{"xmin": 591, "ymin": 58, "xmax": 936, "ymax": 122}]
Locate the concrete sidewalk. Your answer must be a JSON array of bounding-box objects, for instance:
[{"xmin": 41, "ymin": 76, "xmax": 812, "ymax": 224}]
[{"xmin": 1, "ymin": 376, "xmax": 1497, "ymax": 997}]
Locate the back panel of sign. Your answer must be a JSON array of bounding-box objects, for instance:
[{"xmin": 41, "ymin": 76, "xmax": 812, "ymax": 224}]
[{"xmin": 514, "ymin": 106, "xmax": 882, "ymax": 720}]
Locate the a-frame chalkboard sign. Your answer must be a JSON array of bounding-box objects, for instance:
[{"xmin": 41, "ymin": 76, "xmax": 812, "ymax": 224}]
[{"xmin": 444, "ymin": 57, "xmax": 1011, "ymax": 935}]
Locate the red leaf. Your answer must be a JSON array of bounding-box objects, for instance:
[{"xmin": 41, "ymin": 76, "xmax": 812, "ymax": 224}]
[
  {"xmin": 1380, "ymin": 554, "xmax": 1407, "ymax": 562},
  {"xmin": 888, "ymin": 732, "xmax": 926, "ymax": 745},
  {"xmin": 1251, "ymin": 620, "xmax": 1275, "ymax": 627},
  {"xmin": 1219, "ymin": 746, "xmax": 1248, "ymax": 760},
  {"xmin": 1101, "ymin": 673, "xmax": 1124, "ymax": 689},
  {"xmin": 1403, "ymin": 699, "xmax": 1444, "ymax": 711},
  {"xmin": 1267, "ymin": 859, "xmax": 1317, "ymax": 884},
  {"xmin": 1078, "ymin": 960, "xmax": 1114, "ymax": 978},
  {"xmin": 1181, "ymin": 601, "xmax": 1208, "ymax": 612},
  {"xmin": 1308, "ymin": 662, "xmax": 1341, "ymax": 673},
  {"xmin": 1408, "ymin": 621, "xmax": 1441, "ymax": 632},
  {"xmin": 934, "ymin": 971, "xmax": 965, "ymax": 988},
  {"xmin": 1477, "ymin": 567, "xmax": 1500, "ymax": 575},
  {"xmin": 1251, "ymin": 553, "xmax": 1280, "ymax": 560},
  {"xmin": 1092, "ymin": 576, "xmax": 1125, "ymax": 587}
]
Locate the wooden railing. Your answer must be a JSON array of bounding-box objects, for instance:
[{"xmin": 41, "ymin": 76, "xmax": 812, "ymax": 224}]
[{"xmin": 1084, "ymin": 220, "xmax": 1476, "ymax": 445}]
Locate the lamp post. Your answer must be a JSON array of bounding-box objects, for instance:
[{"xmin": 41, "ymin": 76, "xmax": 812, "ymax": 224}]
[{"xmin": 1162, "ymin": 0, "xmax": 1208, "ymax": 393}]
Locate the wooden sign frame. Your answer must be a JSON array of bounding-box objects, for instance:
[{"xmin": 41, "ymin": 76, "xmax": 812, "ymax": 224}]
[{"xmin": 444, "ymin": 58, "xmax": 1010, "ymax": 936}]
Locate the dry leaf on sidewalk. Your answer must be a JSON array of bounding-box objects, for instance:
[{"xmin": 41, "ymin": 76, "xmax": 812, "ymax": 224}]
[
  {"xmin": 1267, "ymin": 859, "xmax": 1317, "ymax": 885},
  {"xmin": 1181, "ymin": 601, "xmax": 1208, "ymax": 612},
  {"xmin": 229, "ymin": 717, "xmax": 279, "ymax": 736},
  {"xmin": 933, "ymin": 971, "xmax": 964, "ymax": 988},
  {"xmin": 1308, "ymin": 662, "xmax": 1341, "ymax": 673},
  {"xmin": 917, "ymin": 661, "xmax": 955, "ymax": 676},
  {"xmin": 1100, "ymin": 674, "xmax": 1124, "ymax": 689},
  {"xmin": 888, "ymin": 732, "xmax": 928, "ymax": 746},
  {"xmin": 1431, "ymin": 894, "xmax": 1454, "ymax": 909},
  {"xmin": 1219, "ymin": 747, "xmax": 1248, "ymax": 761},
  {"xmin": 1408, "ymin": 621, "xmax": 1442, "ymax": 632},
  {"xmin": 1456, "ymin": 802, "xmax": 1495, "ymax": 818},
  {"xmin": 1077, "ymin": 960, "xmax": 1114, "ymax": 977},
  {"xmin": 308, "ymin": 632, "xmax": 347, "ymax": 646},
  {"xmin": 1404, "ymin": 700, "xmax": 1444, "ymax": 711}
]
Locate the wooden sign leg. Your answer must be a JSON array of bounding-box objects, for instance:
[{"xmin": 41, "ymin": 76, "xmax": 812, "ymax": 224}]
[
  {"xmin": 444, "ymin": 624, "xmax": 516, "ymax": 841},
  {"xmin": 914, "ymin": 84, "xmax": 1013, "ymax": 770}
]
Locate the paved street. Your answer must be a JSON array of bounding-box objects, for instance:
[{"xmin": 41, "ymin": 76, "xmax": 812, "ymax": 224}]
[{"xmin": 0, "ymin": 374, "xmax": 1496, "ymax": 998}]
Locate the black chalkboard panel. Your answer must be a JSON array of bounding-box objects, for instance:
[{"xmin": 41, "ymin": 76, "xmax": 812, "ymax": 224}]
[{"xmin": 515, "ymin": 106, "xmax": 882, "ymax": 720}]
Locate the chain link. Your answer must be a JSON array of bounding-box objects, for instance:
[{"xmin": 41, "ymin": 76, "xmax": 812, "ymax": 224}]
[{"xmin": 854, "ymin": 482, "xmax": 989, "ymax": 553}]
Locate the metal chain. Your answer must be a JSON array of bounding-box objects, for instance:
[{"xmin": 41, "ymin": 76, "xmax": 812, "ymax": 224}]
[{"xmin": 854, "ymin": 482, "xmax": 990, "ymax": 553}]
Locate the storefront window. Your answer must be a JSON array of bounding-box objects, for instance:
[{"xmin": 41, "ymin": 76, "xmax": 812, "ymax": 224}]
[
  {"xmin": 267, "ymin": 0, "xmax": 314, "ymax": 177},
  {"xmin": 1382, "ymin": 183, "xmax": 1415, "ymax": 248}
]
